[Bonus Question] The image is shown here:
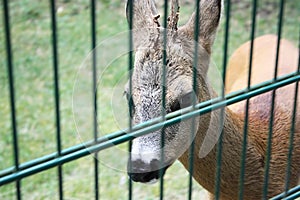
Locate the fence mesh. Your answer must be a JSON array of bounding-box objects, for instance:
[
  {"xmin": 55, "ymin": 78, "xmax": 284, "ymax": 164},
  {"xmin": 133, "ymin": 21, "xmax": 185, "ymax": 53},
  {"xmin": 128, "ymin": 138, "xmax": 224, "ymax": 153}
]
[{"xmin": 1, "ymin": 0, "xmax": 299, "ymax": 199}]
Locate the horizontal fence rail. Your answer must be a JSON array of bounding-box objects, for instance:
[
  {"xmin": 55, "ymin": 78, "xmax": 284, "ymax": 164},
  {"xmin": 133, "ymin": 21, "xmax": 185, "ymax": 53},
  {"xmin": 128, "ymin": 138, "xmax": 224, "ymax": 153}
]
[
  {"xmin": 271, "ymin": 185, "xmax": 300, "ymax": 200},
  {"xmin": 0, "ymin": 72, "xmax": 299, "ymax": 185}
]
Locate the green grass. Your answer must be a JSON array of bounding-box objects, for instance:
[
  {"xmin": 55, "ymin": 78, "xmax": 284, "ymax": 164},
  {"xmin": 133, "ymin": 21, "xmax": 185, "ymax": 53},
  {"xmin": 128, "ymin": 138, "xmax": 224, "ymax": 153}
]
[{"xmin": 0, "ymin": 0, "xmax": 299, "ymax": 199}]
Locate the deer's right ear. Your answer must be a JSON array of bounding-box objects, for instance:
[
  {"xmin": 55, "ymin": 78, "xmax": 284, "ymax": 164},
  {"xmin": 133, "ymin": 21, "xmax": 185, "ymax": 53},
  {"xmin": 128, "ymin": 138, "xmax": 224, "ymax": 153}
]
[
  {"xmin": 126, "ymin": 0, "xmax": 160, "ymax": 30},
  {"xmin": 179, "ymin": 0, "xmax": 222, "ymax": 53}
]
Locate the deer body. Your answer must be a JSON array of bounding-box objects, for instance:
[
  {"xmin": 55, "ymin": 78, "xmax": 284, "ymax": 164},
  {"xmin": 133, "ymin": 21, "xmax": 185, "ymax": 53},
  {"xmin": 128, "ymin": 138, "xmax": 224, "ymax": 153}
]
[
  {"xmin": 179, "ymin": 35, "xmax": 300, "ymax": 199},
  {"xmin": 126, "ymin": 0, "xmax": 300, "ymax": 199}
]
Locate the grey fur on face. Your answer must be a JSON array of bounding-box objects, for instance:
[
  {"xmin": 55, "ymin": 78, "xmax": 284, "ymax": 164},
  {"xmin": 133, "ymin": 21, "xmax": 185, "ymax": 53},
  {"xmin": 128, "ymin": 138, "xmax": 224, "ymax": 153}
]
[{"xmin": 126, "ymin": 0, "xmax": 221, "ymax": 183}]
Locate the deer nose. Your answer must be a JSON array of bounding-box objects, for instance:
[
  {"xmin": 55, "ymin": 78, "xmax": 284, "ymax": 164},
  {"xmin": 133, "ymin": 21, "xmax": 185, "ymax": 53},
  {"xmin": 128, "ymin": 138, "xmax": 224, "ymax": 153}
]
[{"xmin": 127, "ymin": 159, "xmax": 168, "ymax": 183}]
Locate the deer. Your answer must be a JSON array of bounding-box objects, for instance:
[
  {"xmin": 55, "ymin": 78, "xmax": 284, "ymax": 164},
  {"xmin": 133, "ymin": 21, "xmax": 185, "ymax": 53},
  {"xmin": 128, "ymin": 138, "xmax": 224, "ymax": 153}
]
[{"xmin": 125, "ymin": 0, "xmax": 300, "ymax": 199}]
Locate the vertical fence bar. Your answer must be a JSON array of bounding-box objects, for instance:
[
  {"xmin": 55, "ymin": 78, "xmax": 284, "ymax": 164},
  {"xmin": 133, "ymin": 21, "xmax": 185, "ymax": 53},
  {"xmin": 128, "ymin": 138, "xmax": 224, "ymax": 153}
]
[
  {"xmin": 215, "ymin": 0, "xmax": 230, "ymax": 199},
  {"xmin": 188, "ymin": 0, "xmax": 201, "ymax": 199},
  {"xmin": 160, "ymin": 0, "xmax": 168, "ymax": 199},
  {"xmin": 90, "ymin": 0, "xmax": 99, "ymax": 199},
  {"xmin": 49, "ymin": 0, "xmax": 63, "ymax": 199},
  {"xmin": 127, "ymin": 0, "xmax": 133, "ymax": 199},
  {"xmin": 2, "ymin": 0, "xmax": 22, "ymax": 199},
  {"xmin": 238, "ymin": 0, "xmax": 257, "ymax": 199},
  {"xmin": 263, "ymin": 0, "xmax": 285, "ymax": 198},
  {"xmin": 284, "ymin": 30, "xmax": 300, "ymax": 197}
]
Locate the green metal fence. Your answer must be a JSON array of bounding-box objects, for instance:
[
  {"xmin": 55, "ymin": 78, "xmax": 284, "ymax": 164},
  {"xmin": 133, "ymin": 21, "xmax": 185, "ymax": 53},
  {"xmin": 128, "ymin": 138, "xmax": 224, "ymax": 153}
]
[{"xmin": 1, "ymin": 0, "xmax": 299, "ymax": 199}]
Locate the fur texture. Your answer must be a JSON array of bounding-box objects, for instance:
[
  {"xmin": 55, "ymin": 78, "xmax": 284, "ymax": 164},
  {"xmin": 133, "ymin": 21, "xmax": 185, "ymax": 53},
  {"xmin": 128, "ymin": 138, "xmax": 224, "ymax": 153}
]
[{"xmin": 126, "ymin": 0, "xmax": 300, "ymax": 199}]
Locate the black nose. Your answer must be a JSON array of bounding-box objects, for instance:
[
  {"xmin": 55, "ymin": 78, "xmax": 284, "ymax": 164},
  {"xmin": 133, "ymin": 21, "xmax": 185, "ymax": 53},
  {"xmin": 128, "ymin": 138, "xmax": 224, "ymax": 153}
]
[{"xmin": 128, "ymin": 159, "xmax": 169, "ymax": 183}]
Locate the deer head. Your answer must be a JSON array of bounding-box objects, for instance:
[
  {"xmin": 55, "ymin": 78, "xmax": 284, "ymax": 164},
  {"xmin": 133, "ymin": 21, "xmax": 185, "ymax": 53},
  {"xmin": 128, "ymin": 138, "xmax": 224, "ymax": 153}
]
[{"xmin": 126, "ymin": 0, "xmax": 222, "ymax": 183}]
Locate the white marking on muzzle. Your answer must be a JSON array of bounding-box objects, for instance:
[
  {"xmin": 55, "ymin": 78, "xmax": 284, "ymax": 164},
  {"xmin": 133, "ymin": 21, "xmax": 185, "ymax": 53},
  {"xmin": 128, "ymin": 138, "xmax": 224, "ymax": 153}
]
[{"xmin": 131, "ymin": 138, "xmax": 160, "ymax": 165}]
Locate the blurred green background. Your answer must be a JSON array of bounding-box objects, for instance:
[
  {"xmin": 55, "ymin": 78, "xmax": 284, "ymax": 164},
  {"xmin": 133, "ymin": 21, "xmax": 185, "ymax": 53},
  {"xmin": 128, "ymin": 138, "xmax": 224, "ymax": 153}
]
[{"xmin": 0, "ymin": 0, "xmax": 299, "ymax": 199}]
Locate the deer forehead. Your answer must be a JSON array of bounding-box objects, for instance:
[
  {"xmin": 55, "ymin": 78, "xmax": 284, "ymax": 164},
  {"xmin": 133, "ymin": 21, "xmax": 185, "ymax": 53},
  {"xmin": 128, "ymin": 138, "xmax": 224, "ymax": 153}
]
[
  {"xmin": 132, "ymin": 69, "xmax": 192, "ymax": 101},
  {"xmin": 133, "ymin": 49, "xmax": 194, "ymax": 84},
  {"xmin": 132, "ymin": 34, "xmax": 209, "ymax": 88},
  {"xmin": 132, "ymin": 51, "xmax": 194, "ymax": 102}
]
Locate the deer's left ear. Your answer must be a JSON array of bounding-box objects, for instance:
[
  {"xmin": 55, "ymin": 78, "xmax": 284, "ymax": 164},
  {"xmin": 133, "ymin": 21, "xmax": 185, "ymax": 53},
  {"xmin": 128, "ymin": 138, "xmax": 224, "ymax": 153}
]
[{"xmin": 179, "ymin": 0, "xmax": 222, "ymax": 53}]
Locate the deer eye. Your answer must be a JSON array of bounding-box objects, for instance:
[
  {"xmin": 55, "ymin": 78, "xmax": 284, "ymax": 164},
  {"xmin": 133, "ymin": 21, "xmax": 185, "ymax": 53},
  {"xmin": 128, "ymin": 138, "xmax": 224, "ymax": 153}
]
[
  {"xmin": 170, "ymin": 92, "xmax": 194, "ymax": 112},
  {"xmin": 170, "ymin": 99, "xmax": 181, "ymax": 112},
  {"xmin": 180, "ymin": 91, "xmax": 194, "ymax": 108}
]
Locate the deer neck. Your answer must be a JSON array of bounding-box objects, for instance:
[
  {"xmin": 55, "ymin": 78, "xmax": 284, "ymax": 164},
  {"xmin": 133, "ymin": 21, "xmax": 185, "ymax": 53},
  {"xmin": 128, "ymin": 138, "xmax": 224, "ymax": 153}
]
[{"xmin": 178, "ymin": 83, "xmax": 265, "ymax": 198}]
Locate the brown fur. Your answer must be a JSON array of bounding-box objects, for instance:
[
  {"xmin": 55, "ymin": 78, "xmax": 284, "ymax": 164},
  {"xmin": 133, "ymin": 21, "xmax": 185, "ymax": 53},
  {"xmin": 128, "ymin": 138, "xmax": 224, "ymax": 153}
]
[
  {"xmin": 179, "ymin": 35, "xmax": 300, "ymax": 199},
  {"xmin": 127, "ymin": 0, "xmax": 300, "ymax": 199}
]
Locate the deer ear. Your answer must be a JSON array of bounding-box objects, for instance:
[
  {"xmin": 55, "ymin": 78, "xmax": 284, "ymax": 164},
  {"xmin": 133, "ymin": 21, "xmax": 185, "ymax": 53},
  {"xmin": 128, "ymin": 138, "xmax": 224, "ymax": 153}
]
[
  {"xmin": 179, "ymin": 0, "xmax": 222, "ymax": 53},
  {"xmin": 126, "ymin": 0, "xmax": 160, "ymax": 29},
  {"xmin": 126, "ymin": 0, "xmax": 160, "ymax": 49}
]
